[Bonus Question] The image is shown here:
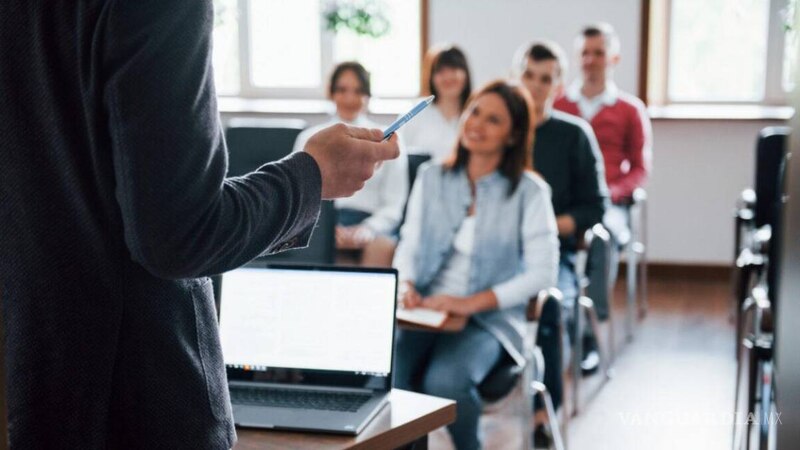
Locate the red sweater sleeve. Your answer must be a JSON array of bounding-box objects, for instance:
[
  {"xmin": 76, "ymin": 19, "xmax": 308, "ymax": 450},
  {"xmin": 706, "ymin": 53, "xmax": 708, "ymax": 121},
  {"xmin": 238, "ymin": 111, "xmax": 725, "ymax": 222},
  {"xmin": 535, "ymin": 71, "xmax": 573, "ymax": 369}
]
[{"xmin": 610, "ymin": 99, "xmax": 652, "ymax": 202}]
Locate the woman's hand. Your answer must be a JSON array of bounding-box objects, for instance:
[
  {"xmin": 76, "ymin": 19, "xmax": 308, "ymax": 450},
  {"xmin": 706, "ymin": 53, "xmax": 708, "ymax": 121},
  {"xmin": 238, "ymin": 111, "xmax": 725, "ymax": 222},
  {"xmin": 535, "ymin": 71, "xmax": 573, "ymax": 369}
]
[
  {"xmin": 398, "ymin": 281, "xmax": 423, "ymax": 309},
  {"xmin": 422, "ymin": 290, "xmax": 499, "ymax": 316},
  {"xmin": 422, "ymin": 295, "xmax": 475, "ymax": 316},
  {"xmin": 336, "ymin": 225, "xmax": 375, "ymax": 249}
]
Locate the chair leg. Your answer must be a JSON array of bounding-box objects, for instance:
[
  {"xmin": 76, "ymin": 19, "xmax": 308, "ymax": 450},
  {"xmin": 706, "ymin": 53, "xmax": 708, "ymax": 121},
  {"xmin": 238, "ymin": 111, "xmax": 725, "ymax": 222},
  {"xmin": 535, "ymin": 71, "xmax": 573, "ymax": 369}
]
[
  {"xmin": 571, "ymin": 295, "xmax": 583, "ymax": 417},
  {"xmin": 745, "ymin": 345, "xmax": 758, "ymax": 450},
  {"xmin": 636, "ymin": 241, "xmax": 648, "ymax": 320},
  {"xmin": 637, "ymin": 197, "xmax": 649, "ymax": 320},
  {"xmin": 625, "ymin": 242, "xmax": 637, "ymax": 342},
  {"xmin": 605, "ymin": 281, "xmax": 616, "ymax": 366},
  {"xmin": 734, "ymin": 297, "xmax": 755, "ymax": 450},
  {"xmin": 580, "ymin": 296, "xmax": 611, "ymax": 380},
  {"xmin": 521, "ymin": 344, "xmax": 534, "ymax": 450},
  {"xmin": 532, "ymin": 381, "xmax": 566, "ymax": 450}
]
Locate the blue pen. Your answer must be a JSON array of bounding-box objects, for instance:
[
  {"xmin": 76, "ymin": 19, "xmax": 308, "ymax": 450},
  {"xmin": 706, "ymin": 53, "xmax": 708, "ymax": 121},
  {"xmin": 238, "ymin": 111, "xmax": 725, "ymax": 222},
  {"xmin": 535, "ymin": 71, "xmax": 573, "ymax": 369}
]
[{"xmin": 382, "ymin": 95, "xmax": 435, "ymax": 141}]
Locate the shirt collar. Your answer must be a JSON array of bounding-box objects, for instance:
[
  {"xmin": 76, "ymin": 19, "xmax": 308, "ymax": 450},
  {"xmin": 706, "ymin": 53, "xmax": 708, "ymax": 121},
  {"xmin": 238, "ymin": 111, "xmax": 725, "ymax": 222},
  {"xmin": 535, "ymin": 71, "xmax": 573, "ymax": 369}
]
[
  {"xmin": 566, "ymin": 80, "xmax": 619, "ymax": 106},
  {"xmin": 472, "ymin": 169, "xmax": 504, "ymax": 187},
  {"xmin": 333, "ymin": 113, "xmax": 370, "ymax": 126}
]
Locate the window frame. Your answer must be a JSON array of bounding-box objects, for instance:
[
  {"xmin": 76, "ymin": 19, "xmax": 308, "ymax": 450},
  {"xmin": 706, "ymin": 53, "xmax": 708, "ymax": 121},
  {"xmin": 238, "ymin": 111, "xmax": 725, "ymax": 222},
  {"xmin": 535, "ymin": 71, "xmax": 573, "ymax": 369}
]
[
  {"xmin": 644, "ymin": 0, "xmax": 790, "ymax": 107},
  {"xmin": 225, "ymin": 0, "xmax": 427, "ymax": 101}
]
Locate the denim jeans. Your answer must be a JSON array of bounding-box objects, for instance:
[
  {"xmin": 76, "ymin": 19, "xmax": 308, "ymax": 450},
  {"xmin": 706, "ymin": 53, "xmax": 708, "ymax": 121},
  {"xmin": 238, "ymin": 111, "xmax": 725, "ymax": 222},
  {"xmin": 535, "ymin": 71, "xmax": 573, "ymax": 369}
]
[
  {"xmin": 394, "ymin": 321, "xmax": 504, "ymax": 450},
  {"xmin": 534, "ymin": 289, "xmax": 565, "ymax": 412},
  {"xmin": 532, "ymin": 253, "xmax": 577, "ymax": 413}
]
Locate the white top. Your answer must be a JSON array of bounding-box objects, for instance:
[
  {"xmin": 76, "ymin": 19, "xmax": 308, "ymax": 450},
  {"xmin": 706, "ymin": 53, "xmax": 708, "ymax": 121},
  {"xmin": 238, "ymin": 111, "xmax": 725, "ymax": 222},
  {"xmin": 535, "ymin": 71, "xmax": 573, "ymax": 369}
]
[
  {"xmin": 427, "ymin": 216, "xmax": 475, "ymax": 297},
  {"xmin": 565, "ymin": 80, "xmax": 620, "ymax": 121},
  {"xmin": 394, "ymin": 170, "xmax": 558, "ymax": 310},
  {"xmin": 292, "ymin": 115, "xmax": 409, "ymax": 235},
  {"xmin": 398, "ymin": 102, "xmax": 460, "ymax": 163}
]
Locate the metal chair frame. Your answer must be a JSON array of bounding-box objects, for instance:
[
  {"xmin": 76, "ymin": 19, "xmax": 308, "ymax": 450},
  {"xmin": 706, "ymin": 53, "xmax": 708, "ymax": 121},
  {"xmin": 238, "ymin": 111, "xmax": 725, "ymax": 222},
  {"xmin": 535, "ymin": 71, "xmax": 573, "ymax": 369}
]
[
  {"xmin": 477, "ymin": 289, "xmax": 567, "ymax": 450},
  {"xmin": 571, "ymin": 224, "xmax": 614, "ymax": 417}
]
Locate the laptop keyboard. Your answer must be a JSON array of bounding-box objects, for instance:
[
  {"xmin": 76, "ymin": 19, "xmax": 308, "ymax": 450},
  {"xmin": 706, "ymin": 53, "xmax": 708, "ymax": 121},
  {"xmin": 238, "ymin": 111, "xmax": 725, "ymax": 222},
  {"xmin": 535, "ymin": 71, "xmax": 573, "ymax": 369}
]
[{"xmin": 230, "ymin": 387, "xmax": 371, "ymax": 412}]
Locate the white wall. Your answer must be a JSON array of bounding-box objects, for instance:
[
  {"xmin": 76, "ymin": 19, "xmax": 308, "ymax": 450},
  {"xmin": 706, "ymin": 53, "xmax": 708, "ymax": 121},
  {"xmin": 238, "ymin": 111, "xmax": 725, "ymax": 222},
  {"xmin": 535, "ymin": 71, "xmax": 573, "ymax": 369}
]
[
  {"xmin": 428, "ymin": 0, "xmax": 642, "ymax": 94},
  {"xmin": 648, "ymin": 119, "xmax": 785, "ymax": 264},
  {"xmin": 428, "ymin": 0, "xmax": 788, "ymax": 265},
  {"xmin": 221, "ymin": 0, "xmax": 789, "ymax": 266}
]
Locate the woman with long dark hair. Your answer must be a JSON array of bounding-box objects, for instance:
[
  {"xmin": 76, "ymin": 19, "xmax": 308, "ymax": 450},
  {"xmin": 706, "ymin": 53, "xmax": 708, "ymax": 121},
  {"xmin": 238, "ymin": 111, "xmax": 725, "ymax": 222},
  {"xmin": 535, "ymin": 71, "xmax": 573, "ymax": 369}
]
[
  {"xmin": 400, "ymin": 44, "xmax": 472, "ymax": 162},
  {"xmin": 393, "ymin": 79, "xmax": 558, "ymax": 449}
]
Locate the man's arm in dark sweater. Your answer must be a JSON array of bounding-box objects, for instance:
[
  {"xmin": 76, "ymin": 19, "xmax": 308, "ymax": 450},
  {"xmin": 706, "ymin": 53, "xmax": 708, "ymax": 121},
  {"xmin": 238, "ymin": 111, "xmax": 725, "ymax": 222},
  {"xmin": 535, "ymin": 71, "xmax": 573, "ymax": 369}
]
[
  {"xmin": 103, "ymin": 0, "xmax": 321, "ymax": 279},
  {"xmin": 566, "ymin": 122, "xmax": 610, "ymax": 232}
]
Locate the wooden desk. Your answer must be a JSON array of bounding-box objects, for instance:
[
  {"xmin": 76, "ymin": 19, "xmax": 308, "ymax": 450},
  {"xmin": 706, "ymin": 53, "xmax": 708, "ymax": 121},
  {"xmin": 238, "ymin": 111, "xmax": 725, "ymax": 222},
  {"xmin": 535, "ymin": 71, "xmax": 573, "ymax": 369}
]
[{"xmin": 234, "ymin": 389, "xmax": 456, "ymax": 450}]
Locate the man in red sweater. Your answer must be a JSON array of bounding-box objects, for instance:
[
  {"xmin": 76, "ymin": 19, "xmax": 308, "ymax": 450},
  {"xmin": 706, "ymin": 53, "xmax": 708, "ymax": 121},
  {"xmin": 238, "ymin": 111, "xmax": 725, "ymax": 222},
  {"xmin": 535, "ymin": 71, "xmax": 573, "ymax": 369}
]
[{"xmin": 554, "ymin": 23, "xmax": 652, "ymax": 247}]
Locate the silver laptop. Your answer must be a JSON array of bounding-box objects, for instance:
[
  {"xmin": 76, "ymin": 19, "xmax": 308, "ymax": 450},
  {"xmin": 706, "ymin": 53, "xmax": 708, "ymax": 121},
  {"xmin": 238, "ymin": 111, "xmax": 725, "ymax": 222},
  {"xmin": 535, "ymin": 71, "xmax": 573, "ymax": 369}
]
[{"xmin": 219, "ymin": 263, "xmax": 398, "ymax": 435}]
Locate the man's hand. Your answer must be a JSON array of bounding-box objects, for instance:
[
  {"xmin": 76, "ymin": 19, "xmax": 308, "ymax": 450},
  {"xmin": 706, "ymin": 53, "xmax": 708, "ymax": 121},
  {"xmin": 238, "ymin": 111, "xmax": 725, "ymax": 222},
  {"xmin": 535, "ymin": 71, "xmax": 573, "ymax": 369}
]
[
  {"xmin": 303, "ymin": 123, "xmax": 400, "ymax": 199},
  {"xmin": 556, "ymin": 214, "xmax": 576, "ymax": 237},
  {"xmin": 335, "ymin": 225, "xmax": 375, "ymax": 250}
]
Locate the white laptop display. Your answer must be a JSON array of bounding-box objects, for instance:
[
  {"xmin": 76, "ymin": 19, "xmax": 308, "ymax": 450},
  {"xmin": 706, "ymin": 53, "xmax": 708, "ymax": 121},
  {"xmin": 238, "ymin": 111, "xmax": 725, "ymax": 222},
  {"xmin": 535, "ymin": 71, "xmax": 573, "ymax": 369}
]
[{"xmin": 218, "ymin": 263, "xmax": 398, "ymax": 435}]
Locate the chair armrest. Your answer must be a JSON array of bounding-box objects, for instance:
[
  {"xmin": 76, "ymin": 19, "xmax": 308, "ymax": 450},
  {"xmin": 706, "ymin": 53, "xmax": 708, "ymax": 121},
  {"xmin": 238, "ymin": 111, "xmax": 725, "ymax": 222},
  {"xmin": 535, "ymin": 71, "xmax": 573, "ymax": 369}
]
[
  {"xmin": 527, "ymin": 288, "xmax": 563, "ymax": 322},
  {"xmin": 738, "ymin": 188, "xmax": 756, "ymax": 212},
  {"xmin": 632, "ymin": 187, "xmax": 648, "ymax": 205}
]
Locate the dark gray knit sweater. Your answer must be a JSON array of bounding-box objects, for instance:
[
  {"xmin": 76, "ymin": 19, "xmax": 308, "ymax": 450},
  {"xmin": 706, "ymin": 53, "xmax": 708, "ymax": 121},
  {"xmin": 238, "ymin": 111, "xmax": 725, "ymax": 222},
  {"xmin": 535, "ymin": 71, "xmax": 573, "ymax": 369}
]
[{"xmin": 0, "ymin": 1, "xmax": 321, "ymax": 448}]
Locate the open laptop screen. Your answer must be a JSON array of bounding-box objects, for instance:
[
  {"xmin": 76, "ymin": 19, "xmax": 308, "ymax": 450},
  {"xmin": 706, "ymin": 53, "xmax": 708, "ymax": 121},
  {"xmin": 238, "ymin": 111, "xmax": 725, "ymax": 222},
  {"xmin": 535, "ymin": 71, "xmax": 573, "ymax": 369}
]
[{"xmin": 219, "ymin": 264, "xmax": 397, "ymax": 389}]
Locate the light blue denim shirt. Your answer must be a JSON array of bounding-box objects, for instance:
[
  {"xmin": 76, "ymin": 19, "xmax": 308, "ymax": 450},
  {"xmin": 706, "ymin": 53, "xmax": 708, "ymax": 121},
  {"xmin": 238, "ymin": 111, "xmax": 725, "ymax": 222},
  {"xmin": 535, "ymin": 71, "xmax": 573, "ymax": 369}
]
[{"xmin": 394, "ymin": 162, "xmax": 559, "ymax": 364}]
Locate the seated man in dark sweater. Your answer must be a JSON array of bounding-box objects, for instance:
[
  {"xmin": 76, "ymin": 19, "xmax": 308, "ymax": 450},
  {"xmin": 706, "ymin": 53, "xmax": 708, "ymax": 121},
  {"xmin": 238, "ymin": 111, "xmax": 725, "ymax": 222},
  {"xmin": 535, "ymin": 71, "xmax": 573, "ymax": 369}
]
[{"xmin": 514, "ymin": 39, "xmax": 609, "ymax": 443}]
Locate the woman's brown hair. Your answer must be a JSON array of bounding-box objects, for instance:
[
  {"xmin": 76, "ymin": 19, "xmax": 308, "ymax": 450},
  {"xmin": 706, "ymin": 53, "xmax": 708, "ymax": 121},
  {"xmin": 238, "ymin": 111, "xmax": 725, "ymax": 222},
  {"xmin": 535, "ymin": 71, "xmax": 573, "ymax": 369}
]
[
  {"xmin": 443, "ymin": 79, "xmax": 536, "ymax": 196},
  {"xmin": 327, "ymin": 61, "xmax": 371, "ymax": 98},
  {"xmin": 422, "ymin": 44, "xmax": 472, "ymax": 110}
]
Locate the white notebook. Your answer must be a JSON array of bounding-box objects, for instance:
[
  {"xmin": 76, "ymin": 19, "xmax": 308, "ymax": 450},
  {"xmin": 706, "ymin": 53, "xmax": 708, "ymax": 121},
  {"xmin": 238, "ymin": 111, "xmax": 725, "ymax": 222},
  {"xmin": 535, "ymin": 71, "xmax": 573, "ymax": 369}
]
[{"xmin": 396, "ymin": 307, "xmax": 448, "ymax": 328}]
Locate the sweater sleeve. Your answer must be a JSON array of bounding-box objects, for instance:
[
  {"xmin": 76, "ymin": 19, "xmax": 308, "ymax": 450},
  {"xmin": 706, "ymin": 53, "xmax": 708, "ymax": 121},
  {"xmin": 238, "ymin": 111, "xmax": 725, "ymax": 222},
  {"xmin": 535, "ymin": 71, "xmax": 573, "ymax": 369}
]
[
  {"xmin": 491, "ymin": 180, "xmax": 559, "ymax": 309},
  {"xmin": 610, "ymin": 99, "xmax": 652, "ymax": 202},
  {"xmin": 103, "ymin": 0, "xmax": 321, "ymax": 279},
  {"xmin": 565, "ymin": 123, "xmax": 609, "ymax": 231}
]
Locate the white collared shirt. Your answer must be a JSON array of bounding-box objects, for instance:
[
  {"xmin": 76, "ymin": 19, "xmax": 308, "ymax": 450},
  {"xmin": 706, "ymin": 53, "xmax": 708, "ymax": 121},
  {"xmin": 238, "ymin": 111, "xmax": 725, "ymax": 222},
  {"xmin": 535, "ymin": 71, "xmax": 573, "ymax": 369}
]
[
  {"xmin": 397, "ymin": 103, "xmax": 460, "ymax": 163},
  {"xmin": 565, "ymin": 80, "xmax": 619, "ymax": 121},
  {"xmin": 292, "ymin": 114, "xmax": 409, "ymax": 235}
]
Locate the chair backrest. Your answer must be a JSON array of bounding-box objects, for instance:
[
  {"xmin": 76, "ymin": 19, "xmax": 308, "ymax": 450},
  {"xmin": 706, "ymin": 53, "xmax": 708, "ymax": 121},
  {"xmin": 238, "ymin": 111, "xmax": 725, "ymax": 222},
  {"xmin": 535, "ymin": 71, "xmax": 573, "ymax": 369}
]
[
  {"xmin": 407, "ymin": 153, "xmax": 433, "ymax": 189},
  {"xmin": 477, "ymin": 352, "xmax": 523, "ymax": 403},
  {"xmin": 583, "ymin": 223, "xmax": 612, "ymax": 321},
  {"xmin": 399, "ymin": 154, "xmax": 433, "ymax": 228},
  {"xmin": 767, "ymin": 151, "xmax": 790, "ymax": 313},
  {"xmin": 224, "ymin": 118, "xmax": 307, "ymax": 177},
  {"xmin": 754, "ymin": 127, "xmax": 790, "ymax": 228}
]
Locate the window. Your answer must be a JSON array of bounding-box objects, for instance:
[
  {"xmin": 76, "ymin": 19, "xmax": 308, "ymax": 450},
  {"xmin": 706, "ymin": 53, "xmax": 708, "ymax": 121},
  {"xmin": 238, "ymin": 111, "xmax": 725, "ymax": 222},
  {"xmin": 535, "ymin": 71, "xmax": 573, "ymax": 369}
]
[
  {"xmin": 212, "ymin": 0, "xmax": 423, "ymax": 99},
  {"xmin": 647, "ymin": 0, "xmax": 793, "ymax": 105},
  {"xmin": 783, "ymin": 0, "xmax": 799, "ymax": 91}
]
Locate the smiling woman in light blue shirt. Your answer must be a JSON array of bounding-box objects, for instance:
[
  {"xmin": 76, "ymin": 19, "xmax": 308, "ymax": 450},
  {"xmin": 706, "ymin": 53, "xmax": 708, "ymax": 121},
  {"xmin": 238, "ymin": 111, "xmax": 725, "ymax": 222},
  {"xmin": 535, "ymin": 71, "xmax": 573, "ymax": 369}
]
[{"xmin": 393, "ymin": 80, "xmax": 559, "ymax": 450}]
